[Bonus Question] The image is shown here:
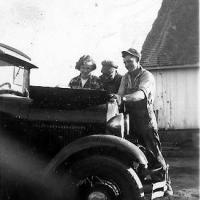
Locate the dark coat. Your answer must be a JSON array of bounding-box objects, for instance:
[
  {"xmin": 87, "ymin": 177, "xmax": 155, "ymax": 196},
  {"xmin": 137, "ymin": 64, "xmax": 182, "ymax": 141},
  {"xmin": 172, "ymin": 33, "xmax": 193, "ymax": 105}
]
[{"xmin": 99, "ymin": 73, "xmax": 122, "ymax": 94}]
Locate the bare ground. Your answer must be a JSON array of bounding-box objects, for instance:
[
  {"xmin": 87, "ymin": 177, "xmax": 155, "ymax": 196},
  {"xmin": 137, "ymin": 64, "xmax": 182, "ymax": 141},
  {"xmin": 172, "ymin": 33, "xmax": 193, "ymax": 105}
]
[{"xmin": 156, "ymin": 147, "xmax": 199, "ymax": 200}]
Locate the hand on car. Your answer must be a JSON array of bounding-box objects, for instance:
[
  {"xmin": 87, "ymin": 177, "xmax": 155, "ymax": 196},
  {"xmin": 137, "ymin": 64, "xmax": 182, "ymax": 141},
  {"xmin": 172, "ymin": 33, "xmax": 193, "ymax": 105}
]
[{"xmin": 109, "ymin": 94, "xmax": 122, "ymax": 105}]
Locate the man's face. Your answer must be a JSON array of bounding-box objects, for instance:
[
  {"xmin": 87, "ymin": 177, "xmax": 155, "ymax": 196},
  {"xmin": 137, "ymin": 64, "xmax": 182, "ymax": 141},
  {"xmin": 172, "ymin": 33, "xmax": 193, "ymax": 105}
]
[
  {"xmin": 101, "ymin": 66, "xmax": 116, "ymax": 80},
  {"xmin": 123, "ymin": 55, "xmax": 138, "ymax": 72}
]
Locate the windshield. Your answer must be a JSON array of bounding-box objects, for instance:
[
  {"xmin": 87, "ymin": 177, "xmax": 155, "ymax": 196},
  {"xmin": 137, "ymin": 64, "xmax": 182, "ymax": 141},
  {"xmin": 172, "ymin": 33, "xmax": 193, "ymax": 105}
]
[{"xmin": 0, "ymin": 66, "xmax": 24, "ymax": 93}]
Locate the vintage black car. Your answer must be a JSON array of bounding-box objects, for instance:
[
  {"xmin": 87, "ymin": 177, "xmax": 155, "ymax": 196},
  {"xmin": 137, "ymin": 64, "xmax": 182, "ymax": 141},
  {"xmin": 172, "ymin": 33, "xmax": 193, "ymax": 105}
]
[{"xmin": 0, "ymin": 44, "xmax": 168, "ymax": 200}]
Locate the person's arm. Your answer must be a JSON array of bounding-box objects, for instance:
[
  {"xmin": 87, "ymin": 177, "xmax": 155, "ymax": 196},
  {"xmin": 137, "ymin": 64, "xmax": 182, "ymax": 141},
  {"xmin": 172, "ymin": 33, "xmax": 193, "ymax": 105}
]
[
  {"xmin": 68, "ymin": 77, "xmax": 77, "ymax": 89},
  {"xmin": 117, "ymin": 76, "xmax": 126, "ymax": 96},
  {"xmin": 123, "ymin": 71, "xmax": 155, "ymax": 102},
  {"xmin": 123, "ymin": 90, "xmax": 145, "ymax": 102}
]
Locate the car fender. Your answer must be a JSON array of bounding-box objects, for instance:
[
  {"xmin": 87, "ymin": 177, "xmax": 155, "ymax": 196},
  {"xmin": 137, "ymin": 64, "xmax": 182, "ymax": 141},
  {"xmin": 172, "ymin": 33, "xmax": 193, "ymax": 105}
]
[{"xmin": 45, "ymin": 135, "xmax": 148, "ymax": 175}]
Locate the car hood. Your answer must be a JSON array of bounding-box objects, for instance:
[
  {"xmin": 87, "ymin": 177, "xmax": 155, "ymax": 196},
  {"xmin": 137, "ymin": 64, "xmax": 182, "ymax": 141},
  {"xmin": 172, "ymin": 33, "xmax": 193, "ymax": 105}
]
[{"xmin": 29, "ymin": 86, "xmax": 110, "ymax": 110}]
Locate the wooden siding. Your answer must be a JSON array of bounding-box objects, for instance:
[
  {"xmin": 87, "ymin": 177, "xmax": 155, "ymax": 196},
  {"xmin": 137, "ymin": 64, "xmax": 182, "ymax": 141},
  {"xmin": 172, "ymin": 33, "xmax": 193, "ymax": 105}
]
[{"xmin": 151, "ymin": 67, "xmax": 199, "ymax": 129}]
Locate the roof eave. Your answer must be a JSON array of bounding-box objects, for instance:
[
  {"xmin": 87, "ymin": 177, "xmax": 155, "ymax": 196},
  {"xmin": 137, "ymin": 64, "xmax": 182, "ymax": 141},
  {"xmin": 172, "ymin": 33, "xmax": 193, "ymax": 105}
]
[{"xmin": 143, "ymin": 63, "xmax": 199, "ymax": 70}]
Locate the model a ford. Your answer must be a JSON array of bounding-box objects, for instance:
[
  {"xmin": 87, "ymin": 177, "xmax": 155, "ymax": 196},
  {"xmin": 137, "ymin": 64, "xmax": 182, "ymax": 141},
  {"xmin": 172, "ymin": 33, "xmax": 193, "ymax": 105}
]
[{"xmin": 0, "ymin": 44, "xmax": 168, "ymax": 200}]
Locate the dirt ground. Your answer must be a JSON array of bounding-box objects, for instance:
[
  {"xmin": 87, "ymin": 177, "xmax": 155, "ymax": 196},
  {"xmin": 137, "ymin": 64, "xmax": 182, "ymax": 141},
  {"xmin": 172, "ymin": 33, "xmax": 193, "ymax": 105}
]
[{"xmin": 157, "ymin": 146, "xmax": 199, "ymax": 200}]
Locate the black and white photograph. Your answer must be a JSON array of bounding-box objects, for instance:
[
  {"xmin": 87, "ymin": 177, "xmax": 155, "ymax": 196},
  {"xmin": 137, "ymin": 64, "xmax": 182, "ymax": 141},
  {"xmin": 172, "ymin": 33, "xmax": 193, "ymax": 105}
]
[{"xmin": 0, "ymin": 0, "xmax": 199, "ymax": 199}]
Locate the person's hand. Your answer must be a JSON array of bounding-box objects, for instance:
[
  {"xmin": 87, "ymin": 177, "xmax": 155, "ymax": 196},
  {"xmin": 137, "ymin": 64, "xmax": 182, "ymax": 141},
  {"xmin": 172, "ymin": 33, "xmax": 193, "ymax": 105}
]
[
  {"xmin": 109, "ymin": 94, "xmax": 122, "ymax": 105},
  {"xmin": 122, "ymin": 96, "xmax": 127, "ymax": 102}
]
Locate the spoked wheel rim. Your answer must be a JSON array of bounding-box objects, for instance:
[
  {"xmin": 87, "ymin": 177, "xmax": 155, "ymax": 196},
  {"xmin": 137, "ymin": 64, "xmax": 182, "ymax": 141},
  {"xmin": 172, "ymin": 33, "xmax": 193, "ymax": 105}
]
[
  {"xmin": 77, "ymin": 175, "xmax": 121, "ymax": 200},
  {"xmin": 54, "ymin": 155, "xmax": 144, "ymax": 200}
]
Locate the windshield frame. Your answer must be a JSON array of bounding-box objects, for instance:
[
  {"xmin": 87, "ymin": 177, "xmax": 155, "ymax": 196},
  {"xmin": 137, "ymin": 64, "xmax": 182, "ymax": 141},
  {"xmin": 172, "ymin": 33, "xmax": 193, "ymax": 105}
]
[{"xmin": 0, "ymin": 65, "xmax": 30, "ymax": 96}]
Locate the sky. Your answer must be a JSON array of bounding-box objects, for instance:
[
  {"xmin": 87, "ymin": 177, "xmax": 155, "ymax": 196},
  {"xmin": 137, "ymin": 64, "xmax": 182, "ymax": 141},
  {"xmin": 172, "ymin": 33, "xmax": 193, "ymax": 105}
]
[{"xmin": 0, "ymin": 0, "xmax": 162, "ymax": 86}]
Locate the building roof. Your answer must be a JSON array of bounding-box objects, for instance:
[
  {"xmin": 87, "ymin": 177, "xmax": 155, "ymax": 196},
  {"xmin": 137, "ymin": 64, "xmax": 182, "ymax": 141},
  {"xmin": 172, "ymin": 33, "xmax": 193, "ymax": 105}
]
[{"xmin": 141, "ymin": 0, "xmax": 199, "ymax": 68}]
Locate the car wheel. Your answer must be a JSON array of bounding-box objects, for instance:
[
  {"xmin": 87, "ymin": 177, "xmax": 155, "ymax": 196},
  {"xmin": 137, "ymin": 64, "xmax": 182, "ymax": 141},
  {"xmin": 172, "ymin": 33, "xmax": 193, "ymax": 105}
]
[{"xmin": 57, "ymin": 155, "xmax": 144, "ymax": 200}]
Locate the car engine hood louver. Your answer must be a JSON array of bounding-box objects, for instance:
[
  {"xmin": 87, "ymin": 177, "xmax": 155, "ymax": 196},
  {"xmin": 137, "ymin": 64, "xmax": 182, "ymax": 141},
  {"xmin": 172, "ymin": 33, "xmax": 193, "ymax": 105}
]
[{"xmin": 29, "ymin": 86, "xmax": 110, "ymax": 110}]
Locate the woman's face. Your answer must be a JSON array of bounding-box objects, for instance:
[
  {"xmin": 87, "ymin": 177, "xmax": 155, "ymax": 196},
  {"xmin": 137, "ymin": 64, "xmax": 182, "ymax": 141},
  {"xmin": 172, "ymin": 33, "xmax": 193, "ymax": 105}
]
[{"xmin": 80, "ymin": 61, "xmax": 93, "ymax": 78}]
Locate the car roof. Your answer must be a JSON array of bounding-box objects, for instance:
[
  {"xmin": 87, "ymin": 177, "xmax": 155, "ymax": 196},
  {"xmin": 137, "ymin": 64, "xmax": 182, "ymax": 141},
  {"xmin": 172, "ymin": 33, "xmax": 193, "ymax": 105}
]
[{"xmin": 0, "ymin": 43, "xmax": 38, "ymax": 69}]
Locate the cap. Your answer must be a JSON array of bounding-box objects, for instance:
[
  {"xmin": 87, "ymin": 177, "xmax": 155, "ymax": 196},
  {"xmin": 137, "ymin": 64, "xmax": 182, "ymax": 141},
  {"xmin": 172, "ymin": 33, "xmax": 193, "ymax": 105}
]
[
  {"xmin": 121, "ymin": 48, "xmax": 141, "ymax": 60},
  {"xmin": 101, "ymin": 60, "xmax": 118, "ymax": 69}
]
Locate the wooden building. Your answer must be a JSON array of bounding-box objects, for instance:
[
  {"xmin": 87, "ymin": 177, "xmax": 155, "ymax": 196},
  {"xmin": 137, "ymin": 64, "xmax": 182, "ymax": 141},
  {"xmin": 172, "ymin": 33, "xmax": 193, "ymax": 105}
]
[
  {"xmin": 147, "ymin": 64, "xmax": 199, "ymax": 130},
  {"xmin": 140, "ymin": 0, "xmax": 199, "ymax": 140}
]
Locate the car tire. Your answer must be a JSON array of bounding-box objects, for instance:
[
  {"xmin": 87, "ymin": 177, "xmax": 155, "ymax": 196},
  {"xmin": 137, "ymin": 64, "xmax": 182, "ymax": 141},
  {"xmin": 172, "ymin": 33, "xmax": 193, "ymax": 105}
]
[{"xmin": 58, "ymin": 155, "xmax": 144, "ymax": 200}]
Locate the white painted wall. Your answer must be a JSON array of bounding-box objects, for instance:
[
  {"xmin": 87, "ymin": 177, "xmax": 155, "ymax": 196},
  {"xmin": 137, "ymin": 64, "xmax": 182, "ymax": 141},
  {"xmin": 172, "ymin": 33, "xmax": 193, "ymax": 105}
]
[{"xmin": 152, "ymin": 67, "xmax": 199, "ymax": 129}]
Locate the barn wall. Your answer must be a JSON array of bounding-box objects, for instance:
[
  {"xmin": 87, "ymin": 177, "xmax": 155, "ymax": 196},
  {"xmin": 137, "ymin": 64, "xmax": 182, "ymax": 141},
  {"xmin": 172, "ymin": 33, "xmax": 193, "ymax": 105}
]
[{"xmin": 151, "ymin": 67, "xmax": 199, "ymax": 129}]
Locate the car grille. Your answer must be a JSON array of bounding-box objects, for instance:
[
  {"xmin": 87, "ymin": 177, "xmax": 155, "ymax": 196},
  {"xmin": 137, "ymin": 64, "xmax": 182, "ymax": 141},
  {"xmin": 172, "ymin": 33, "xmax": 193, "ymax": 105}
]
[{"xmin": 29, "ymin": 120, "xmax": 105, "ymax": 146}]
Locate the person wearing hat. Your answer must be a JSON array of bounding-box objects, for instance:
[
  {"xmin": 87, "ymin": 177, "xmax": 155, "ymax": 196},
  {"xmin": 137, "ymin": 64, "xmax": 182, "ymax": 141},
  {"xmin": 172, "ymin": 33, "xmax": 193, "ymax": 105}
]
[
  {"xmin": 99, "ymin": 60, "xmax": 122, "ymax": 93},
  {"xmin": 117, "ymin": 48, "xmax": 173, "ymax": 195},
  {"xmin": 69, "ymin": 55, "xmax": 102, "ymax": 89}
]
